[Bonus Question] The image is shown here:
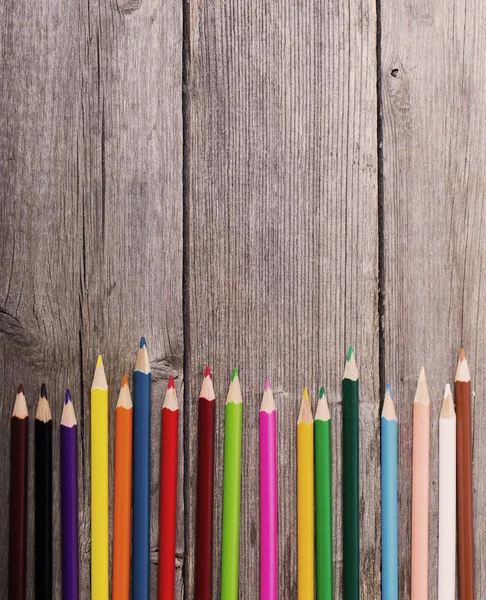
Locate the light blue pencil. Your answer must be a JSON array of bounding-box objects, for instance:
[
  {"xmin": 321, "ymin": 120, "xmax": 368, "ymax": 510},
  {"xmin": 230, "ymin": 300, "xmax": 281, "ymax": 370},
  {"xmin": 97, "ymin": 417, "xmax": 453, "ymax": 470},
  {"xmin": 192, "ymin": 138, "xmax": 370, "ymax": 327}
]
[
  {"xmin": 132, "ymin": 337, "xmax": 151, "ymax": 600},
  {"xmin": 381, "ymin": 384, "xmax": 398, "ymax": 600}
]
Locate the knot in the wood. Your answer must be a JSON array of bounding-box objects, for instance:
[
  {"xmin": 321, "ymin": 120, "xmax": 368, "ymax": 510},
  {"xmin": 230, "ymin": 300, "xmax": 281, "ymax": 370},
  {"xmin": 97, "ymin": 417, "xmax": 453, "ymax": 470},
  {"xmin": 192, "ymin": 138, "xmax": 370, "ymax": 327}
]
[{"xmin": 117, "ymin": 0, "xmax": 142, "ymax": 14}]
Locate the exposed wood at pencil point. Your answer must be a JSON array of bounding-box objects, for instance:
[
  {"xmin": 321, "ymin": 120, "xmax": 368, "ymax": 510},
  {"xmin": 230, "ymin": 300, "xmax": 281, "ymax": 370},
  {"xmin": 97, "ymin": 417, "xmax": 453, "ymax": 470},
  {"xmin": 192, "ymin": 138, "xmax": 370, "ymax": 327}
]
[
  {"xmin": 440, "ymin": 384, "xmax": 455, "ymax": 419},
  {"xmin": 455, "ymin": 349, "xmax": 471, "ymax": 382},
  {"xmin": 264, "ymin": 378, "xmax": 272, "ymax": 392},
  {"xmin": 298, "ymin": 388, "xmax": 313, "ymax": 424},
  {"xmin": 260, "ymin": 385, "xmax": 276, "ymax": 413},
  {"xmin": 343, "ymin": 347, "xmax": 359, "ymax": 381},
  {"xmin": 382, "ymin": 386, "xmax": 397, "ymax": 421},
  {"xmin": 414, "ymin": 367, "xmax": 430, "ymax": 405},
  {"xmin": 135, "ymin": 342, "xmax": 151, "ymax": 374},
  {"xmin": 117, "ymin": 378, "xmax": 133, "ymax": 409},
  {"xmin": 199, "ymin": 369, "xmax": 215, "ymax": 401},
  {"xmin": 163, "ymin": 385, "xmax": 179, "ymax": 411},
  {"xmin": 91, "ymin": 356, "xmax": 108, "ymax": 390},
  {"xmin": 61, "ymin": 391, "xmax": 77, "ymax": 427},
  {"xmin": 315, "ymin": 389, "xmax": 330, "ymax": 421},
  {"xmin": 35, "ymin": 395, "xmax": 52, "ymax": 422},
  {"xmin": 12, "ymin": 388, "xmax": 28, "ymax": 419},
  {"xmin": 226, "ymin": 373, "xmax": 242, "ymax": 405}
]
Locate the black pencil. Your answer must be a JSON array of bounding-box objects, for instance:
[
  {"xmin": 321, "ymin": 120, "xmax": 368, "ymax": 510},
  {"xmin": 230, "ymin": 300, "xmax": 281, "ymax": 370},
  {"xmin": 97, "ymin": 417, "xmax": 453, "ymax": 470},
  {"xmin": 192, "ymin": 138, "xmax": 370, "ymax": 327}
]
[{"xmin": 35, "ymin": 383, "xmax": 52, "ymax": 600}]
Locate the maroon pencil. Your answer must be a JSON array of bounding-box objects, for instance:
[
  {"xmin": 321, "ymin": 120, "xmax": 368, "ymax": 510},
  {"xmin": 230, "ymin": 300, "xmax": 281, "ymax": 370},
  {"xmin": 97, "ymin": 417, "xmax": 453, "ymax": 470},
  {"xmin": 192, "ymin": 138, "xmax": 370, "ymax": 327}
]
[
  {"xmin": 9, "ymin": 384, "xmax": 29, "ymax": 600},
  {"xmin": 195, "ymin": 367, "xmax": 216, "ymax": 600}
]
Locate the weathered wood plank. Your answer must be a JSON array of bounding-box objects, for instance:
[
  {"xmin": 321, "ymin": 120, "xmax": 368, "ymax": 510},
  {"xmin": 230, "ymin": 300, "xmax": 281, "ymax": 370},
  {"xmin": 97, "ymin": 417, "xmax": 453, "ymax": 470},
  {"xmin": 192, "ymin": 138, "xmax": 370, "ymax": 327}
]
[
  {"xmin": 0, "ymin": 0, "xmax": 183, "ymax": 596},
  {"xmin": 186, "ymin": 0, "xmax": 379, "ymax": 596},
  {"xmin": 381, "ymin": 0, "xmax": 486, "ymax": 595}
]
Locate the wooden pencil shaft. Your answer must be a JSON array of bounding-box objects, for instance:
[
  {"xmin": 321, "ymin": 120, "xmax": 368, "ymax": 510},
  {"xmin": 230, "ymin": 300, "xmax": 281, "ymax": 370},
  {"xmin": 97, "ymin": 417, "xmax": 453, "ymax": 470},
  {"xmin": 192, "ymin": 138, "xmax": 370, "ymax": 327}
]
[
  {"xmin": 298, "ymin": 420, "xmax": 314, "ymax": 599},
  {"xmin": 342, "ymin": 377, "xmax": 359, "ymax": 599},
  {"xmin": 315, "ymin": 419, "xmax": 333, "ymax": 600},
  {"xmin": 438, "ymin": 416, "xmax": 456, "ymax": 600},
  {"xmin": 35, "ymin": 419, "xmax": 53, "ymax": 600},
  {"xmin": 132, "ymin": 369, "xmax": 152, "ymax": 600},
  {"xmin": 113, "ymin": 406, "xmax": 133, "ymax": 600},
  {"xmin": 455, "ymin": 379, "xmax": 474, "ymax": 598},
  {"xmin": 158, "ymin": 407, "xmax": 179, "ymax": 600},
  {"xmin": 9, "ymin": 416, "xmax": 28, "ymax": 600},
  {"xmin": 411, "ymin": 402, "xmax": 430, "ymax": 599},
  {"xmin": 220, "ymin": 401, "xmax": 243, "ymax": 600},
  {"xmin": 195, "ymin": 397, "xmax": 216, "ymax": 599}
]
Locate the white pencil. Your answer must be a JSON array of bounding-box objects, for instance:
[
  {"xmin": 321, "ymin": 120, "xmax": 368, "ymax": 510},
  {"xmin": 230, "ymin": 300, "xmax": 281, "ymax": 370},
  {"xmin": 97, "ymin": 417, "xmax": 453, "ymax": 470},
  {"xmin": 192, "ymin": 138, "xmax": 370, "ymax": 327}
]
[{"xmin": 438, "ymin": 384, "xmax": 456, "ymax": 600}]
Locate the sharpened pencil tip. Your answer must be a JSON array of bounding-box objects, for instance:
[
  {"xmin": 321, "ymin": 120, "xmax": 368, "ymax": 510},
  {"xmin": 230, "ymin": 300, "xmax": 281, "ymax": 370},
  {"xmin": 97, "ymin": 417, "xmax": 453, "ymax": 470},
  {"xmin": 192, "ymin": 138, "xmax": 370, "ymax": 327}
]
[
  {"xmin": 204, "ymin": 366, "xmax": 211, "ymax": 378},
  {"xmin": 65, "ymin": 389, "xmax": 72, "ymax": 404},
  {"xmin": 319, "ymin": 386, "xmax": 326, "ymax": 399},
  {"xmin": 385, "ymin": 383, "xmax": 392, "ymax": 397},
  {"xmin": 168, "ymin": 376, "xmax": 175, "ymax": 389},
  {"xmin": 96, "ymin": 355, "xmax": 103, "ymax": 368},
  {"xmin": 41, "ymin": 383, "xmax": 47, "ymax": 398},
  {"xmin": 459, "ymin": 347, "xmax": 466, "ymax": 362},
  {"xmin": 17, "ymin": 383, "xmax": 24, "ymax": 395},
  {"xmin": 302, "ymin": 386, "xmax": 309, "ymax": 401},
  {"xmin": 140, "ymin": 336, "xmax": 146, "ymax": 348},
  {"xmin": 264, "ymin": 379, "xmax": 271, "ymax": 392},
  {"xmin": 231, "ymin": 367, "xmax": 238, "ymax": 382},
  {"xmin": 347, "ymin": 346, "xmax": 354, "ymax": 361},
  {"xmin": 121, "ymin": 374, "xmax": 129, "ymax": 388}
]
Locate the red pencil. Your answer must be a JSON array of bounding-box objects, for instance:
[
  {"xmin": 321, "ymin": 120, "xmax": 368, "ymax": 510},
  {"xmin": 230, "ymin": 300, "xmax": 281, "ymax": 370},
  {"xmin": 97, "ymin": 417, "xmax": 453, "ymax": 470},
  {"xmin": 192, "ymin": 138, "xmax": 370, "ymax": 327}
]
[
  {"xmin": 9, "ymin": 384, "xmax": 28, "ymax": 600},
  {"xmin": 158, "ymin": 376, "xmax": 179, "ymax": 600},
  {"xmin": 195, "ymin": 367, "xmax": 216, "ymax": 600}
]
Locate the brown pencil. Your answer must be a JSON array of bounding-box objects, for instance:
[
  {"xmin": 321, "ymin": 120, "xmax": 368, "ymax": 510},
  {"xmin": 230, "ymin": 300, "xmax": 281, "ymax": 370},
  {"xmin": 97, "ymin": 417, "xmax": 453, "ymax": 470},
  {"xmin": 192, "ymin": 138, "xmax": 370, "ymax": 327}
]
[
  {"xmin": 455, "ymin": 348, "xmax": 474, "ymax": 598},
  {"xmin": 9, "ymin": 384, "xmax": 29, "ymax": 600}
]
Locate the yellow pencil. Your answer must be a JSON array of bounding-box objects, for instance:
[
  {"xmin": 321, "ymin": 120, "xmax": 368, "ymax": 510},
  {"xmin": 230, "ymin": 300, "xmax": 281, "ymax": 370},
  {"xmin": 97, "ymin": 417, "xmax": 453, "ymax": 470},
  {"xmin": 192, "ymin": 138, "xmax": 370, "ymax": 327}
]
[
  {"xmin": 298, "ymin": 386, "xmax": 314, "ymax": 599},
  {"xmin": 91, "ymin": 355, "xmax": 109, "ymax": 599}
]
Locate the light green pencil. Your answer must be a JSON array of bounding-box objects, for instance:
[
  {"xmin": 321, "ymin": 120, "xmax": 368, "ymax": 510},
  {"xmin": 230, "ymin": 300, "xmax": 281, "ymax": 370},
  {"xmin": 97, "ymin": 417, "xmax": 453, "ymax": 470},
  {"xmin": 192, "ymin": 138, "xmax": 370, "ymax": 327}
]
[{"xmin": 220, "ymin": 368, "xmax": 243, "ymax": 599}]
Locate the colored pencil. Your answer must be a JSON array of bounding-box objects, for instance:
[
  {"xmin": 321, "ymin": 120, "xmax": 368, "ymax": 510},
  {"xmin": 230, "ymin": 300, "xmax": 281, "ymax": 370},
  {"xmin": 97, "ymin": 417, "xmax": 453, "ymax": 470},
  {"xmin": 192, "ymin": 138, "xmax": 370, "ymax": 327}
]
[
  {"xmin": 9, "ymin": 384, "xmax": 28, "ymax": 600},
  {"xmin": 132, "ymin": 337, "xmax": 152, "ymax": 600},
  {"xmin": 35, "ymin": 383, "xmax": 53, "ymax": 600},
  {"xmin": 381, "ymin": 384, "xmax": 398, "ymax": 600},
  {"xmin": 438, "ymin": 384, "xmax": 456, "ymax": 600},
  {"xmin": 91, "ymin": 355, "xmax": 109, "ymax": 600},
  {"xmin": 61, "ymin": 390, "xmax": 79, "ymax": 600},
  {"xmin": 112, "ymin": 375, "xmax": 133, "ymax": 600},
  {"xmin": 195, "ymin": 367, "xmax": 216, "ymax": 600},
  {"xmin": 411, "ymin": 367, "xmax": 430, "ymax": 599},
  {"xmin": 315, "ymin": 387, "xmax": 333, "ymax": 600},
  {"xmin": 158, "ymin": 376, "xmax": 179, "ymax": 600},
  {"xmin": 260, "ymin": 379, "xmax": 278, "ymax": 600},
  {"xmin": 455, "ymin": 349, "xmax": 474, "ymax": 598},
  {"xmin": 220, "ymin": 368, "xmax": 243, "ymax": 600},
  {"xmin": 298, "ymin": 387, "xmax": 314, "ymax": 600},
  {"xmin": 342, "ymin": 347, "xmax": 359, "ymax": 600}
]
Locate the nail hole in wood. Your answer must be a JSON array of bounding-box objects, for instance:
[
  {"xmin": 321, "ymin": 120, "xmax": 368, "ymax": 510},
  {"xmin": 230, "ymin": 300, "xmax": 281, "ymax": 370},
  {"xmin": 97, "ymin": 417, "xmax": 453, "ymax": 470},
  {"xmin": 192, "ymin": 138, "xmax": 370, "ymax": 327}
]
[{"xmin": 390, "ymin": 69, "xmax": 399, "ymax": 77}]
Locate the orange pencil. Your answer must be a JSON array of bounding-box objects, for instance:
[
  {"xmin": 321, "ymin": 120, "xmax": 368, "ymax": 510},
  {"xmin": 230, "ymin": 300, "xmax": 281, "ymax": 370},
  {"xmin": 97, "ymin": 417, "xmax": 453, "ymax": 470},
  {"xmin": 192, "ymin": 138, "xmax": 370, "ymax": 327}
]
[{"xmin": 112, "ymin": 375, "xmax": 133, "ymax": 600}]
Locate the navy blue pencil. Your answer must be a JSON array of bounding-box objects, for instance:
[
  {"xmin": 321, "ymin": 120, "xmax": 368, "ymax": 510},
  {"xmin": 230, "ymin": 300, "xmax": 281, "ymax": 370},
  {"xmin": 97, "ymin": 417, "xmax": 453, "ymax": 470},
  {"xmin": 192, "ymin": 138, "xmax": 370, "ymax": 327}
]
[{"xmin": 132, "ymin": 337, "xmax": 151, "ymax": 600}]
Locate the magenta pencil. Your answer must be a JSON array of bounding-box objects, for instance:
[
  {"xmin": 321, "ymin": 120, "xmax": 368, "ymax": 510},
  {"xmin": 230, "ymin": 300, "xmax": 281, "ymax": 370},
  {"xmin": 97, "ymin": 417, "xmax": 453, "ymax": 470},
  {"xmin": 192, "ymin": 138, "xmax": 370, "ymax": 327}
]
[{"xmin": 260, "ymin": 379, "xmax": 278, "ymax": 600}]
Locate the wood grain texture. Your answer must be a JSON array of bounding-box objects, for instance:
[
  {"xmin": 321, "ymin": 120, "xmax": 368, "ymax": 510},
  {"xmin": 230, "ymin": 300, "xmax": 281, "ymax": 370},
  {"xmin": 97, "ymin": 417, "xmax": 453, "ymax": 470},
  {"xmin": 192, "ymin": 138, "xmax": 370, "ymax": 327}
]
[
  {"xmin": 0, "ymin": 0, "xmax": 183, "ymax": 597},
  {"xmin": 381, "ymin": 0, "xmax": 486, "ymax": 596},
  {"xmin": 186, "ymin": 0, "xmax": 379, "ymax": 596}
]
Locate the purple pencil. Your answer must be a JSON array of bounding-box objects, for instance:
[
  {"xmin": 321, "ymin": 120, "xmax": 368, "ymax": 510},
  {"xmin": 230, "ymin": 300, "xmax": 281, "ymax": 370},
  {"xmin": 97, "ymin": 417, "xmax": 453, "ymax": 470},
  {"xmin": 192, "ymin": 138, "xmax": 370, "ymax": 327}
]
[
  {"xmin": 260, "ymin": 380, "xmax": 278, "ymax": 600},
  {"xmin": 61, "ymin": 390, "xmax": 79, "ymax": 600}
]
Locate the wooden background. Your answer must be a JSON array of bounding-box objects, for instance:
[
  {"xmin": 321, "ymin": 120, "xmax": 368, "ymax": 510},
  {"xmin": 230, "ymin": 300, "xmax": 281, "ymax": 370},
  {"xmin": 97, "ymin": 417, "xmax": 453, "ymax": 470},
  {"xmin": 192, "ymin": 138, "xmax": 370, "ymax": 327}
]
[{"xmin": 0, "ymin": 0, "xmax": 484, "ymax": 595}]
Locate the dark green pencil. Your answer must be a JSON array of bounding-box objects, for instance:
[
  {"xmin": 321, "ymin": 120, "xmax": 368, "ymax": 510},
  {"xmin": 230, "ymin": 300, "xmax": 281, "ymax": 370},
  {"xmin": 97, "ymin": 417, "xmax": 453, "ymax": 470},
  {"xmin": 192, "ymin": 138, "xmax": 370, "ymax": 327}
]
[
  {"xmin": 342, "ymin": 347, "xmax": 359, "ymax": 599},
  {"xmin": 315, "ymin": 387, "xmax": 333, "ymax": 599}
]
